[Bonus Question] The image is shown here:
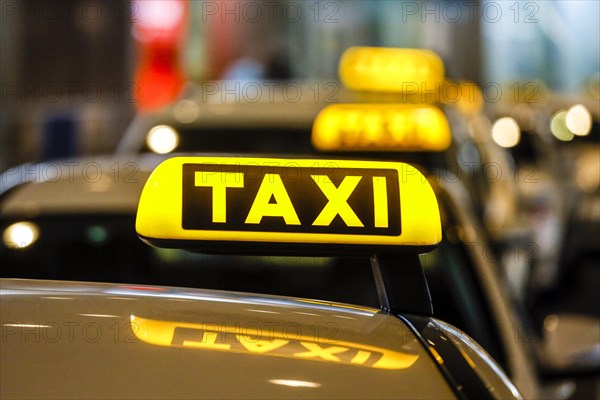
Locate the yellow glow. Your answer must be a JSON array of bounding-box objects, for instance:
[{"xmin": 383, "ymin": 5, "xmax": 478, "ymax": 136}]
[
  {"xmin": 576, "ymin": 161, "xmax": 600, "ymax": 193},
  {"xmin": 551, "ymin": 111, "xmax": 575, "ymax": 142},
  {"xmin": 339, "ymin": 47, "xmax": 445, "ymax": 93},
  {"xmin": 491, "ymin": 117, "xmax": 521, "ymax": 148},
  {"xmin": 446, "ymin": 81, "xmax": 484, "ymax": 115},
  {"xmin": 565, "ymin": 104, "xmax": 592, "ymax": 136},
  {"xmin": 136, "ymin": 156, "xmax": 442, "ymax": 248},
  {"xmin": 268, "ymin": 379, "xmax": 321, "ymax": 388},
  {"xmin": 146, "ymin": 125, "xmax": 179, "ymax": 154},
  {"xmin": 312, "ymin": 104, "xmax": 451, "ymax": 152},
  {"xmin": 3, "ymin": 221, "xmax": 39, "ymax": 249},
  {"xmin": 131, "ymin": 315, "xmax": 419, "ymax": 370}
]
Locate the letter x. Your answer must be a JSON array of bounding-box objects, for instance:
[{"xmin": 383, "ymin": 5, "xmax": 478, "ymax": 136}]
[
  {"xmin": 294, "ymin": 342, "xmax": 349, "ymax": 361},
  {"xmin": 311, "ymin": 175, "xmax": 364, "ymax": 227}
]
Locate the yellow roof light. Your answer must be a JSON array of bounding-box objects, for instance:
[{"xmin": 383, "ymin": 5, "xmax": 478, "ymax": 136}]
[
  {"xmin": 146, "ymin": 125, "xmax": 179, "ymax": 154},
  {"xmin": 312, "ymin": 104, "xmax": 451, "ymax": 152},
  {"xmin": 440, "ymin": 81, "xmax": 484, "ymax": 115},
  {"xmin": 339, "ymin": 47, "xmax": 445, "ymax": 93},
  {"xmin": 136, "ymin": 156, "xmax": 442, "ymax": 252}
]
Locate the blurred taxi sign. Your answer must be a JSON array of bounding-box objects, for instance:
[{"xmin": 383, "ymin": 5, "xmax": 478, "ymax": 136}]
[
  {"xmin": 136, "ymin": 157, "xmax": 441, "ymax": 252},
  {"xmin": 339, "ymin": 47, "xmax": 445, "ymax": 93},
  {"xmin": 312, "ymin": 104, "xmax": 451, "ymax": 152}
]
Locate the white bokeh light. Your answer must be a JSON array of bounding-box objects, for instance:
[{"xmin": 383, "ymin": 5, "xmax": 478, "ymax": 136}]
[
  {"xmin": 146, "ymin": 125, "xmax": 179, "ymax": 154},
  {"xmin": 565, "ymin": 104, "xmax": 592, "ymax": 136},
  {"xmin": 491, "ymin": 117, "xmax": 521, "ymax": 148},
  {"xmin": 3, "ymin": 222, "xmax": 40, "ymax": 249}
]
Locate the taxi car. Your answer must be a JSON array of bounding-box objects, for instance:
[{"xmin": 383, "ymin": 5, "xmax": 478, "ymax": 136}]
[
  {"xmin": 487, "ymin": 99, "xmax": 573, "ymax": 295},
  {"xmin": 115, "ymin": 81, "xmax": 343, "ymax": 156},
  {"xmin": 2, "ymin": 48, "xmax": 596, "ymax": 399},
  {"xmin": 4, "ymin": 151, "xmax": 594, "ymax": 399},
  {"xmin": 1, "ymin": 155, "xmax": 522, "ymax": 399},
  {"xmin": 312, "ymin": 46, "xmax": 534, "ymax": 300}
]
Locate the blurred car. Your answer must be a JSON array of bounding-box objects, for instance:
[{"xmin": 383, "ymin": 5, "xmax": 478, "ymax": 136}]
[
  {"xmin": 116, "ymin": 52, "xmax": 533, "ymax": 303},
  {"xmin": 2, "ymin": 155, "xmax": 523, "ymax": 399},
  {"xmin": 115, "ymin": 81, "xmax": 342, "ymax": 156},
  {"xmin": 2, "ymin": 47, "xmax": 596, "ymax": 399},
  {"xmin": 544, "ymin": 96, "xmax": 600, "ymax": 257},
  {"xmin": 311, "ymin": 47, "xmax": 534, "ymax": 301},
  {"xmin": 488, "ymin": 94, "xmax": 599, "ymax": 297},
  {"xmin": 488, "ymin": 102, "xmax": 571, "ymax": 295}
]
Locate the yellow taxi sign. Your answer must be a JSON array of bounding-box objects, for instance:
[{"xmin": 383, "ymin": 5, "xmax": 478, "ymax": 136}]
[
  {"xmin": 312, "ymin": 104, "xmax": 451, "ymax": 152},
  {"xmin": 136, "ymin": 156, "xmax": 441, "ymax": 252},
  {"xmin": 339, "ymin": 47, "xmax": 445, "ymax": 93}
]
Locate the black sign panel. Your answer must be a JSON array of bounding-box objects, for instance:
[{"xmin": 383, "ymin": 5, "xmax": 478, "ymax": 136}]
[{"xmin": 182, "ymin": 163, "xmax": 400, "ymax": 236}]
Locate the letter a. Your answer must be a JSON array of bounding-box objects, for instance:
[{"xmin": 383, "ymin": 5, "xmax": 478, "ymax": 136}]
[{"xmin": 245, "ymin": 174, "xmax": 300, "ymax": 225}]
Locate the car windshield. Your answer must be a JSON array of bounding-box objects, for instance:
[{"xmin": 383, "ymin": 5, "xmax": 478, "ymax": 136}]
[
  {"xmin": 1, "ymin": 214, "xmax": 379, "ymax": 307},
  {"xmin": 142, "ymin": 126, "xmax": 316, "ymax": 155}
]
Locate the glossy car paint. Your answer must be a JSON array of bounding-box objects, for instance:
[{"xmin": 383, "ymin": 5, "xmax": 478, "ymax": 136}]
[{"xmin": 0, "ymin": 279, "xmax": 456, "ymax": 399}]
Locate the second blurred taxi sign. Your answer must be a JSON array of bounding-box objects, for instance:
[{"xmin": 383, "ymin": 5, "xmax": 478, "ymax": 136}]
[
  {"xmin": 136, "ymin": 156, "xmax": 441, "ymax": 252},
  {"xmin": 312, "ymin": 104, "xmax": 451, "ymax": 152},
  {"xmin": 339, "ymin": 47, "xmax": 445, "ymax": 93}
]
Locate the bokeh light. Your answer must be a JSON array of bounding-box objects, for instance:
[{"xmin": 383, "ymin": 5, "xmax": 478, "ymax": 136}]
[
  {"xmin": 565, "ymin": 104, "xmax": 592, "ymax": 136},
  {"xmin": 491, "ymin": 117, "xmax": 521, "ymax": 148},
  {"xmin": 146, "ymin": 125, "xmax": 179, "ymax": 154},
  {"xmin": 550, "ymin": 111, "xmax": 575, "ymax": 142},
  {"xmin": 3, "ymin": 222, "xmax": 40, "ymax": 249}
]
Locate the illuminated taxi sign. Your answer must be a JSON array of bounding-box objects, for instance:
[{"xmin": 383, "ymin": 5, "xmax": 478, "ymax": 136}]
[
  {"xmin": 312, "ymin": 104, "xmax": 451, "ymax": 152},
  {"xmin": 131, "ymin": 315, "xmax": 419, "ymax": 370},
  {"xmin": 136, "ymin": 157, "xmax": 441, "ymax": 251},
  {"xmin": 339, "ymin": 47, "xmax": 445, "ymax": 93}
]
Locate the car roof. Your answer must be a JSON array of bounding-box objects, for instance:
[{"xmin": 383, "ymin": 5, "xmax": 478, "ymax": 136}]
[
  {"xmin": 0, "ymin": 279, "xmax": 456, "ymax": 399},
  {"xmin": 1, "ymin": 154, "xmax": 438, "ymax": 218},
  {"xmin": 116, "ymin": 81, "xmax": 346, "ymax": 154},
  {"xmin": 0, "ymin": 155, "xmax": 163, "ymax": 216}
]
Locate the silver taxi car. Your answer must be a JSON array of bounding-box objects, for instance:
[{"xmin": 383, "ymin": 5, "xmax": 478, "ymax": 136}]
[{"xmin": 1, "ymin": 156, "xmax": 521, "ymax": 399}]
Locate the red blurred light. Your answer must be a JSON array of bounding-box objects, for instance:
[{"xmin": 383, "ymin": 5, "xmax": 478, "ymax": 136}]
[{"xmin": 132, "ymin": 0, "xmax": 187, "ymax": 111}]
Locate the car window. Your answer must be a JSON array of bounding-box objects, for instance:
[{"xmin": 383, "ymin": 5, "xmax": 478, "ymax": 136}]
[
  {"xmin": 1, "ymin": 214, "xmax": 380, "ymax": 308},
  {"xmin": 421, "ymin": 239, "xmax": 508, "ymax": 372},
  {"xmin": 142, "ymin": 126, "xmax": 316, "ymax": 155}
]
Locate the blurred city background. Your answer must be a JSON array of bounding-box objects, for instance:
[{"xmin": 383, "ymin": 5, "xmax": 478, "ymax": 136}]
[{"xmin": 1, "ymin": 0, "xmax": 598, "ymax": 167}]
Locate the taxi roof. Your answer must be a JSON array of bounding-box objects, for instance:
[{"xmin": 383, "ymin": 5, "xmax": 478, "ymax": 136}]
[
  {"xmin": 0, "ymin": 155, "xmax": 162, "ymax": 216},
  {"xmin": 0, "ymin": 278, "xmax": 456, "ymax": 399},
  {"xmin": 116, "ymin": 81, "xmax": 351, "ymax": 154}
]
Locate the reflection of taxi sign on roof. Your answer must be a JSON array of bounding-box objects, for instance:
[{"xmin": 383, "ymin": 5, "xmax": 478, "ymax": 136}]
[
  {"xmin": 339, "ymin": 47, "xmax": 445, "ymax": 93},
  {"xmin": 312, "ymin": 104, "xmax": 451, "ymax": 152},
  {"xmin": 131, "ymin": 315, "xmax": 419, "ymax": 370},
  {"xmin": 136, "ymin": 156, "xmax": 441, "ymax": 251}
]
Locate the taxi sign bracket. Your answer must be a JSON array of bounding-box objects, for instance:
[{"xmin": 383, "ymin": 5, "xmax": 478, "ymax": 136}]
[{"xmin": 371, "ymin": 254, "xmax": 433, "ymax": 316}]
